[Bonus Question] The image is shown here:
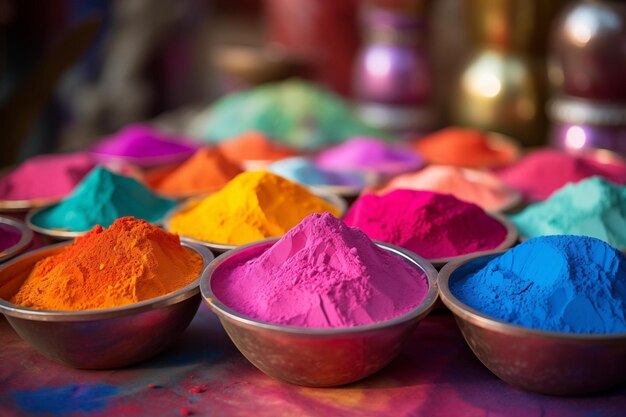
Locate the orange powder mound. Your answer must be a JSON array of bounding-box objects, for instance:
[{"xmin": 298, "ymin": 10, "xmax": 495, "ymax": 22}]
[
  {"xmin": 217, "ymin": 131, "xmax": 298, "ymax": 163},
  {"xmin": 145, "ymin": 147, "xmax": 242, "ymax": 196},
  {"xmin": 11, "ymin": 217, "xmax": 203, "ymax": 311},
  {"xmin": 412, "ymin": 127, "xmax": 518, "ymax": 169}
]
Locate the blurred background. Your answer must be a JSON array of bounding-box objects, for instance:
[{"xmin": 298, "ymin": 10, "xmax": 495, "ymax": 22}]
[{"xmin": 1, "ymin": 0, "xmax": 625, "ymax": 165}]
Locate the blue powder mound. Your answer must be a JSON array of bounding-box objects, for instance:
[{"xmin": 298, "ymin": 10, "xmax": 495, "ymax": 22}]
[
  {"xmin": 267, "ymin": 157, "xmax": 366, "ymax": 187},
  {"xmin": 450, "ymin": 235, "xmax": 626, "ymax": 334}
]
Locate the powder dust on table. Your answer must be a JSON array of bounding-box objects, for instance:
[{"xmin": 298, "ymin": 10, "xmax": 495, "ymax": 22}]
[
  {"xmin": 145, "ymin": 147, "xmax": 242, "ymax": 197},
  {"xmin": 375, "ymin": 165, "xmax": 517, "ymax": 212},
  {"xmin": 344, "ymin": 190, "xmax": 508, "ymax": 259},
  {"xmin": 0, "ymin": 153, "xmax": 95, "ymax": 201},
  {"xmin": 11, "ymin": 217, "xmax": 203, "ymax": 311},
  {"xmin": 0, "ymin": 223, "xmax": 21, "ymax": 252},
  {"xmin": 497, "ymin": 149, "xmax": 626, "ymax": 202},
  {"xmin": 168, "ymin": 171, "xmax": 340, "ymax": 245},
  {"xmin": 412, "ymin": 127, "xmax": 518, "ymax": 169},
  {"xmin": 451, "ymin": 235, "xmax": 626, "ymax": 334},
  {"xmin": 211, "ymin": 213, "xmax": 429, "ymax": 328},
  {"xmin": 511, "ymin": 176, "xmax": 626, "ymax": 247},
  {"xmin": 217, "ymin": 131, "xmax": 298, "ymax": 165},
  {"xmin": 31, "ymin": 167, "xmax": 176, "ymax": 232}
]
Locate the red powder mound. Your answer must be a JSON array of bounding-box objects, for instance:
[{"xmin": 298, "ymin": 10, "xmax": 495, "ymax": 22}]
[
  {"xmin": 343, "ymin": 190, "xmax": 508, "ymax": 259},
  {"xmin": 412, "ymin": 127, "xmax": 518, "ymax": 169},
  {"xmin": 497, "ymin": 149, "xmax": 626, "ymax": 202},
  {"xmin": 217, "ymin": 131, "xmax": 298, "ymax": 163}
]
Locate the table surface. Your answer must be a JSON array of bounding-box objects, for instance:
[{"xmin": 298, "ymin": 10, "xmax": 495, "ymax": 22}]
[{"xmin": 1, "ymin": 304, "xmax": 625, "ymax": 417}]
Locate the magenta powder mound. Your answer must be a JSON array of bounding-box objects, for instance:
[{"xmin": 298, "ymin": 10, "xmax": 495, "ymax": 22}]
[
  {"xmin": 211, "ymin": 213, "xmax": 429, "ymax": 328},
  {"xmin": 0, "ymin": 153, "xmax": 96, "ymax": 201},
  {"xmin": 91, "ymin": 124, "xmax": 198, "ymax": 166},
  {"xmin": 344, "ymin": 190, "xmax": 508, "ymax": 259},
  {"xmin": 0, "ymin": 223, "xmax": 21, "ymax": 251},
  {"xmin": 497, "ymin": 149, "xmax": 626, "ymax": 202},
  {"xmin": 315, "ymin": 136, "xmax": 423, "ymax": 176}
]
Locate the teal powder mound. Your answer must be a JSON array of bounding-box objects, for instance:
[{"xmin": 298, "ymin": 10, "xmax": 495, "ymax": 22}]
[
  {"xmin": 510, "ymin": 177, "xmax": 626, "ymax": 247},
  {"xmin": 192, "ymin": 79, "xmax": 383, "ymax": 150},
  {"xmin": 450, "ymin": 235, "xmax": 626, "ymax": 334},
  {"xmin": 32, "ymin": 167, "xmax": 176, "ymax": 232}
]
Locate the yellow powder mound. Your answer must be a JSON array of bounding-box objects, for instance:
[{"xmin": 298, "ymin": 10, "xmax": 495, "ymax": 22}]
[
  {"xmin": 168, "ymin": 171, "xmax": 340, "ymax": 245},
  {"xmin": 12, "ymin": 217, "xmax": 203, "ymax": 311}
]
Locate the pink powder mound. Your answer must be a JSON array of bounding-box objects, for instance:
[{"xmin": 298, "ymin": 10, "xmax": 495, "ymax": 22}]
[
  {"xmin": 376, "ymin": 166, "xmax": 516, "ymax": 211},
  {"xmin": 0, "ymin": 153, "xmax": 96, "ymax": 201},
  {"xmin": 344, "ymin": 190, "xmax": 507, "ymax": 259},
  {"xmin": 497, "ymin": 149, "xmax": 626, "ymax": 202},
  {"xmin": 211, "ymin": 213, "xmax": 429, "ymax": 328}
]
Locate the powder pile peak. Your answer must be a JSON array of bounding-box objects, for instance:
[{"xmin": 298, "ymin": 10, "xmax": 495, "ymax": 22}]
[
  {"xmin": 212, "ymin": 213, "xmax": 429, "ymax": 328},
  {"xmin": 217, "ymin": 131, "xmax": 297, "ymax": 163}
]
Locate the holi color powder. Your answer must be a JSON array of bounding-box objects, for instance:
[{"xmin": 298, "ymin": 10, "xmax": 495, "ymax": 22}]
[
  {"xmin": 217, "ymin": 131, "xmax": 298, "ymax": 164},
  {"xmin": 268, "ymin": 157, "xmax": 366, "ymax": 187},
  {"xmin": 11, "ymin": 384, "xmax": 119, "ymax": 416}
]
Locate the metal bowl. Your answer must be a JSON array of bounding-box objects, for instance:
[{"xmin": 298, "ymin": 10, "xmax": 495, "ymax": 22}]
[
  {"xmin": 163, "ymin": 191, "xmax": 348, "ymax": 253},
  {"xmin": 0, "ymin": 241, "xmax": 214, "ymax": 369},
  {"xmin": 438, "ymin": 252, "xmax": 626, "ymax": 395},
  {"xmin": 0, "ymin": 216, "xmax": 33, "ymax": 263},
  {"xmin": 201, "ymin": 239, "xmax": 439, "ymax": 387}
]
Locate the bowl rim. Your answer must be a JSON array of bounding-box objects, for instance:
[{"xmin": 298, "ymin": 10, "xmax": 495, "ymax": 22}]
[
  {"xmin": 438, "ymin": 250, "xmax": 626, "ymax": 340},
  {"xmin": 0, "ymin": 241, "xmax": 214, "ymax": 321},
  {"xmin": 0, "ymin": 216, "xmax": 34, "ymax": 263},
  {"xmin": 162, "ymin": 189, "xmax": 348, "ymax": 252},
  {"xmin": 200, "ymin": 238, "xmax": 439, "ymax": 335}
]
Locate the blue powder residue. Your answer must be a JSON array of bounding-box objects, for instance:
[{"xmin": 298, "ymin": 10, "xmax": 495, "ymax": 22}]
[
  {"xmin": 450, "ymin": 235, "xmax": 626, "ymax": 334},
  {"xmin": 11, "ymin": 384, "xmax": 119, "ymax": 416}
]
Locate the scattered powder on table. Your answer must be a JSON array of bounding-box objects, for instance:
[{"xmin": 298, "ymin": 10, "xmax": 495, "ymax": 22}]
[
  {"xmin": 315, "ymin": 137, "xmax": 423, "ymax": 176},
  {"xmin": 0, "ymin": 223, "xmax": 21, "ymax": 252},
  {"xmin": 168, "ymin": 171, "xmax": 340, "ymax": 245},
  {"xmin": 267, "ymin": 157, "xmax": 366, "ymax": 187},
  {"xmin": 0, "ymin": 153, "xmax": 95, "ymax": 201},
  {"xmin": 497, "ymin": 149, "xmax": 626, "ymax": 202},
  {"xmin": 91, "ymin": 124, "xmax": 198, "ymax": 165},
  {"xmin": 344, "ymin": 190, "xmax": 507, "ymax": 259},
  {"xmin": 31, "ymin": 167, "xmax": 176, "ymax": 232},
  {"xmin": 450, "ymin": 235, "xmax": 626, "ymax": 334},
  {"xmin": 412, "ymin": 127, "xmax": 518, "ymax": 168},
  {"xmin": 212, "ymin": 213, "xmax": 429, "ymax": 328},
  {"xmin": 375, "ymin": 165, "xmax": 517, "ymax": 212},
  {"xmin": 217, "ymin": 131, "xmax": 297, "ymax": 164},
  {"xmin": 145, "ymin": 148, "xmax": 242, "ymax": 197},
  {"xmin": 11, "ymin": 217, "xmax": 203, "ymax": 311},
  {"xmin": 511, "ymin": 177, "xmax": 626, "ymax": 247},
  {"xmin": 192, "ymin": 79, "xmax": 383, "ymax": 150}
]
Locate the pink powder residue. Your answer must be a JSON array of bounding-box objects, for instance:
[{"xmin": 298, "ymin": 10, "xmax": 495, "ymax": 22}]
[
  {"xmin": 344, "ymin": 190, "xmax": 507, "ymax": 259},
  {"xmin": 0, "ymin": 153, "xmax": 96, "ymax": 201},
  {"xmin": 375, "ymin": 166, "xmax": 517, "ymax": 211},
  {"xmin": 211, "ymin": 213, "xmax": 429, "ymax": 328},
  {"xmin": 497, "ymin": 149, "xmax": 626, "ymax": 202}
]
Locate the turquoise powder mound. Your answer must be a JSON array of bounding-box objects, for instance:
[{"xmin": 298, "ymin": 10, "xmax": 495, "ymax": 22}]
[
  {"xmin": 32, "ymin": 167, "xmax": 176, "ymax": 232},
  {"xmin": 451, "ymin": 235, "xmax": 626, "ymax": 334},
  {"xmin": 510, "ymin": 176, "xmax": 626, "ymax": 247}
]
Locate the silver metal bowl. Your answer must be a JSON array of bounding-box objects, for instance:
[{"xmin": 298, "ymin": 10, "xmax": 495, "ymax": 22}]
[
  {"xmin": 0, "ymin": 241, "xmax": 214, "ymax": 369},
  {"xmin": 438, "ymin": 252, "xmax": 626, "ymax": 395},
  {"xmin": 201, "ymin": 239, "xmax": 439, "ymax": 387},
  {"xmin": 0, "ymin": 216, "xmax": 33, "ymax": 263}
]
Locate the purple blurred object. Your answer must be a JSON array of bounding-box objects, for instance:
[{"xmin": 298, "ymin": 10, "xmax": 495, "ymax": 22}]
[
  {"xmin": 0, "ymin": 223, "xmax": 21, "ymax": 252},
  {"xmin": 90, "ymin": 124, "xmax": 199, "ymax": 168},
  {"xmin": 353, "ymin": 6, "xmax": 436, "ymax": 134}
]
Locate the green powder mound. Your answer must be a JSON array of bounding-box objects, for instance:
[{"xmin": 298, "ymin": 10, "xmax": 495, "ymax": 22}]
[
  {"xmin": 510, "ymin": 176, "xmax": 626, "ymax": 247},
  {"xmin": 192, "ymin": 79, "xmax": 384, "ymax": 150},
  {"xmin": 32, "ymin": 167, "xmax": 177, "ymax": 232}
]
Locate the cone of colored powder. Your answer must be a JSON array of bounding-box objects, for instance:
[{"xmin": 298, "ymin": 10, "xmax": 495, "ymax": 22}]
[
  {"xmin": 91, "ymin": 124, "xmax": 198, "ymax": 167},
  {"xmin": 344, "ymin": 190, "xmax": 509, "ymax": 259},
  {"xmin": 11, "ymin": 217, "xmax": 203, "ymax": 311},
  {"xmin": 30, "ymin": 167, "xmax": 176, "ymax": 232},
  {"xmin": 510, "ymin": 177, "xmax": 626, "ymax": 247},
  {"xmin": 191, "ymin": 79, "xmax": 383, "ymax": 150},
  {"xmin": 267, "ymin": 157, "xmax": 367, "ymax": 188},
  {"xmin": 412, "ymin": 127, "xmax": 519, "ymax": 168},
  {"xmin": 315, "ymin": 137, "xmax": 423, "ymax": 176},
  {"xmin": 211, "ymin": 213, "xmax": 430, "ymax": 328},
  {"xmin": 497, "ymin": 149, "xmax": 626, "ymax": 202},
  {"xmin": 217, "ymin": 131, "xmax": 298, "ymax": 167},
  {"xmin": 168, "ymin": 171, "xmax": 340, "ymax": 245},
  {"xmin": 375, "ymin": 165, "xmax": 518, "ymax": 212},
  {"xmin": 145, "ymin": 148, "xmax": 242, "ymax": 197},
  {"xmin": 0, "ymin": 153, "xmax": 95, "ymax": 201}
]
